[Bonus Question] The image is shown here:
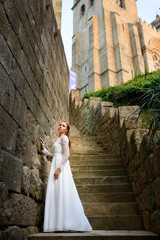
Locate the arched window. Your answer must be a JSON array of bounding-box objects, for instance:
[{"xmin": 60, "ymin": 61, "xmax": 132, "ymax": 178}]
[
  {"xmin": 90, "ymin": 0, "xmax": 94, "ymax": 6},
  {"xmin": 81, "ymin": 4, "xmax": 85, "ymax": 16},
  {"xmin": 153, "ymin": 53, "xmax": 160, "ymax": 70}
]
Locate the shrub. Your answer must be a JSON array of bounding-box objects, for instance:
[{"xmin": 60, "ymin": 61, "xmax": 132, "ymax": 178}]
[
  {"xmin": 83, "ymin": 69, "xmax": 160, "ymax": 141},
  {"xmin": 138, "ymin": 84, "xmax": 160, "ymax": 142},
  {"xmin": 83, "ymin": 70, "xmax": 160, "ymax": 107}
]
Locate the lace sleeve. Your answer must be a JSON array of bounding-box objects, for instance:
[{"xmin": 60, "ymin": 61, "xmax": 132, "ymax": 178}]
[
  {"xmin": 42, "ymin": 147, "xmax": 53, "ymax": 158},
  {"xmin": 58, "ymin": 135, "xmax": 70, "ymax": 171}
]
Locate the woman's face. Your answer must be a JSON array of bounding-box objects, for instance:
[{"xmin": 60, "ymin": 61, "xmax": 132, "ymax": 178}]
[{"xmin": 58, "ymin": 121, "xmax": 67, "ymax": 134}]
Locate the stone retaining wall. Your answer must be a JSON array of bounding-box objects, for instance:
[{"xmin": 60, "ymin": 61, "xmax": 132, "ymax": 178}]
[
  {"xmin": 0, "ymin": 1, "xmax": 69, "ymax": 239},
  {"xmin": 69, "ymin": 89, "xmax": 160, "ymax": 234},
  {"xmin": 69, "ymin": 90, "xmax": 120, "ymax": 154}
]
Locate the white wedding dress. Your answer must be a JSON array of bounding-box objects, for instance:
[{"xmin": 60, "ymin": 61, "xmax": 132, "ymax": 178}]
[{"xmin": 42, "ymin": 135, "xmax": 92, "ymax": 232}]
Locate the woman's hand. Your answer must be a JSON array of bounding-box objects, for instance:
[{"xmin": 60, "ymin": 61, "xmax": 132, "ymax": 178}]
[
  {"xmin": 54, "ymin": 168, "xmax": 61, "ymax": 180},
  {"xmin": 40, "ymin": 138, "xmax": 45, "ymax": 150}
]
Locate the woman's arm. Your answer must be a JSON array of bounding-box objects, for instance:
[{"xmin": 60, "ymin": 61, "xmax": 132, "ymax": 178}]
[
  {"xmin": 40, "ymin": 137, "xmax": 53, "ymax": 160},
  {"xmin": 42, "ymin": 148, "xmax": 53, "ymax": 160},
  {"xmin": 58, "ymin": 135, "xmax": 70, "ymax": 171}
]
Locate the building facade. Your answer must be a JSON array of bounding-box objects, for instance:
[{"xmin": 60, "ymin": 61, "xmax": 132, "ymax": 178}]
[
  {"xmin": 71, "ymin": 0, "xmax": 160, "ymax": 97},
  {"xmin": 52, "ymin": 0, "xmax": 62, "ymax": 29},
  {"xmin": 151, "ymin": 15, "xmax": 160, "ymax": 31}
]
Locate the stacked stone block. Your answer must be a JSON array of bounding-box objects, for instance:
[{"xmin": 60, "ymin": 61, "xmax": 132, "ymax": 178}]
[
  {"xmin": 0, "ymin": 0, "xmax": 69, "ymax": 239},
  {"xmin": 120, "ymin": 112, "xmax": 160, "ymax": 234},
  {"xmin": 69, "ymin": 90, "xmax": 120, "ymax": 154}
]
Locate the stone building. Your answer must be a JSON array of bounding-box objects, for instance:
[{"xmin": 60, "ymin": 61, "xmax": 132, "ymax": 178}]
[
  {"xmin": 151, "ymin": 15, "xmax": 160, "ymax": 31},
  {"xmin": 52, "ymin": 0, "xmax": 62, "ymax": 30},
  {"xmin": 71, "ymin": 0, "xmax": 160, "ymax": 96}
]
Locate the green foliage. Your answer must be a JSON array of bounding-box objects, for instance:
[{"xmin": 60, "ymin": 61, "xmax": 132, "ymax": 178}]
[
  {"xmin": 83, "ymin": 70, "xmax": 160, "ymax": 107},
  {"xmin": 138, "ymin": 84, "xmax": 160, "ymax": 142},
  {"xmin": 83, "ymin": 69, "xmax": 160, "ymax": 142}
]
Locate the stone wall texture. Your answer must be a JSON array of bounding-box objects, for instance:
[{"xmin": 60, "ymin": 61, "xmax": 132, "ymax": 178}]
[
  {"xmin": 52, "ymin": 0, "xmax": 62, "ymax": 30},
  {"xmin": 0, "ymin": 0, "xmax": 69, "ymax": 239},
  {"xmin": 70, "ymin": 89, "xmax": 160, "ymax": 234}
]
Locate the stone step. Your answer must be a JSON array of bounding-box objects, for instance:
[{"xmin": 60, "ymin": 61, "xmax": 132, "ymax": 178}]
[
  {"xmin": 71, "ymin": 143, "xmax": 102, "ymax": 148},
  {"xmin": 77, "ymin": 183, "xmax": 132, "ymax": 193},
  {"xmin": 83, "ymin": 202, "xmax": 139, "ymax": 216},
  {"xmin": 71, "ymin": 141, "xmax": 103, "ymax": 150},
  {"xmin": 74, "ymin": 176, "xmax": 129, "ymax": 185},
  {"xmin": 88, "ymin": 215, "xmax": 143, "ymax": 230},
  {"xmin": 70, "ymin": 139, "xmax": 97, "ymax": 144},
  {"xmin": 70, "ymin": 135, "xmax": 95, "ymax": 141},
  {"xmin": 72, "ymin": 169, "xmax": 127, "ymax": 177},
  {"xmin": 70, "ymin": 154, "xmax": 121, "ymax": 160},
  {"xmin": 70, "ymin": 139, "xmax": 98, "ymax": 145},
  {"xmin": 71, "ymin": 149, "xmax": 105, "ymax": 154},
  {"xmin": 70, "ymin": 159, "xmax": 122, "ymax": 165},
  {"xmin": 79, "ymin": 192, "xmax": 136, "ymax": 203},
  {"xmin": 70, "ymin": 149, "xmax": 105, "ymax": 154},
  {"xmin": 28, "ymin": 230, "xmax": 159, "ymax": 240},
  {"xmin": 71, "ymin": 164, "xmax": 125, "ymax": 171},
  {"xmin": 71, "ymin": 144, "xmax": 103, "ymax": 148},
  {"xmin": 71, "ymin": 141, "xmax": 103, "ymax": 146}
]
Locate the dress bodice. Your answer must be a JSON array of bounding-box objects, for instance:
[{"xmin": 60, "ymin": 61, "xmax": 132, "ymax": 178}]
[
  {"xmin": 42, "ymin": 135, "xmax": 70, "ymax": 171},
  {"xmin": 52, "ymin": 137, "xmax": 63, "ymax": 154}
]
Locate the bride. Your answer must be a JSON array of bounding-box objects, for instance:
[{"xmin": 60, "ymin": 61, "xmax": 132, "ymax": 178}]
[{"xmin": 40, "ymin": 120, "xmax": 92, "ymax": 232}]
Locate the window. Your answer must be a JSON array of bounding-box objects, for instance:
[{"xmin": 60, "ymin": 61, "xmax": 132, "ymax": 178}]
[
  {"xmin": 119, "ymin": 0, "xmax": 125, "ymax": 9},
  {"xmin": 116, "ymin": 0, "xmax": 125, "ymax": 9},
  {"xmin": 81, "ymin": 4, "xmax": 85, "ymax": 16},
  {"xmin": 153, "ymin": 53, "xmax": 160, "ymax": 70},
  {"xmin": 90, "ymin": 0, "xmax": 94, "ymax": 6}
]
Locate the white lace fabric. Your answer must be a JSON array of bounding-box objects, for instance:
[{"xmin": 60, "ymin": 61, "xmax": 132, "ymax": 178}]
[
  {"xmin": 42, "ymin": 135, "xmax": 92, "ymax": 232},
  {"xmin": 58, "ymin": 135, "xmax": 70, "ymax": 171},
  {"xmin": 42, "ymin": 135, "xmax": 70, "ymax": 171},
  {"xmin": 42, "ymin": 148, "xmax": 53, "ymax": 158}
]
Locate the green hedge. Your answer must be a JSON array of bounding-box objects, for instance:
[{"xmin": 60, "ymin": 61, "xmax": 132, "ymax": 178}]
[{"xmin": 83, "ymin": 70, "xmax": 160, "ymax": 107}]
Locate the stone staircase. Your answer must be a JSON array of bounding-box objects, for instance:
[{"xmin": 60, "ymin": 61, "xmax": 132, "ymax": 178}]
[{"xmin": 28, "ymin": 125, "xmax": 159, "ymax": 239}]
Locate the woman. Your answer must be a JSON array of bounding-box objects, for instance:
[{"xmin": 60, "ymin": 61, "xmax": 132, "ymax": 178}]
[{"xmin": 40, "ymin": 120, "xmax": 92, "ymax": 232}]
